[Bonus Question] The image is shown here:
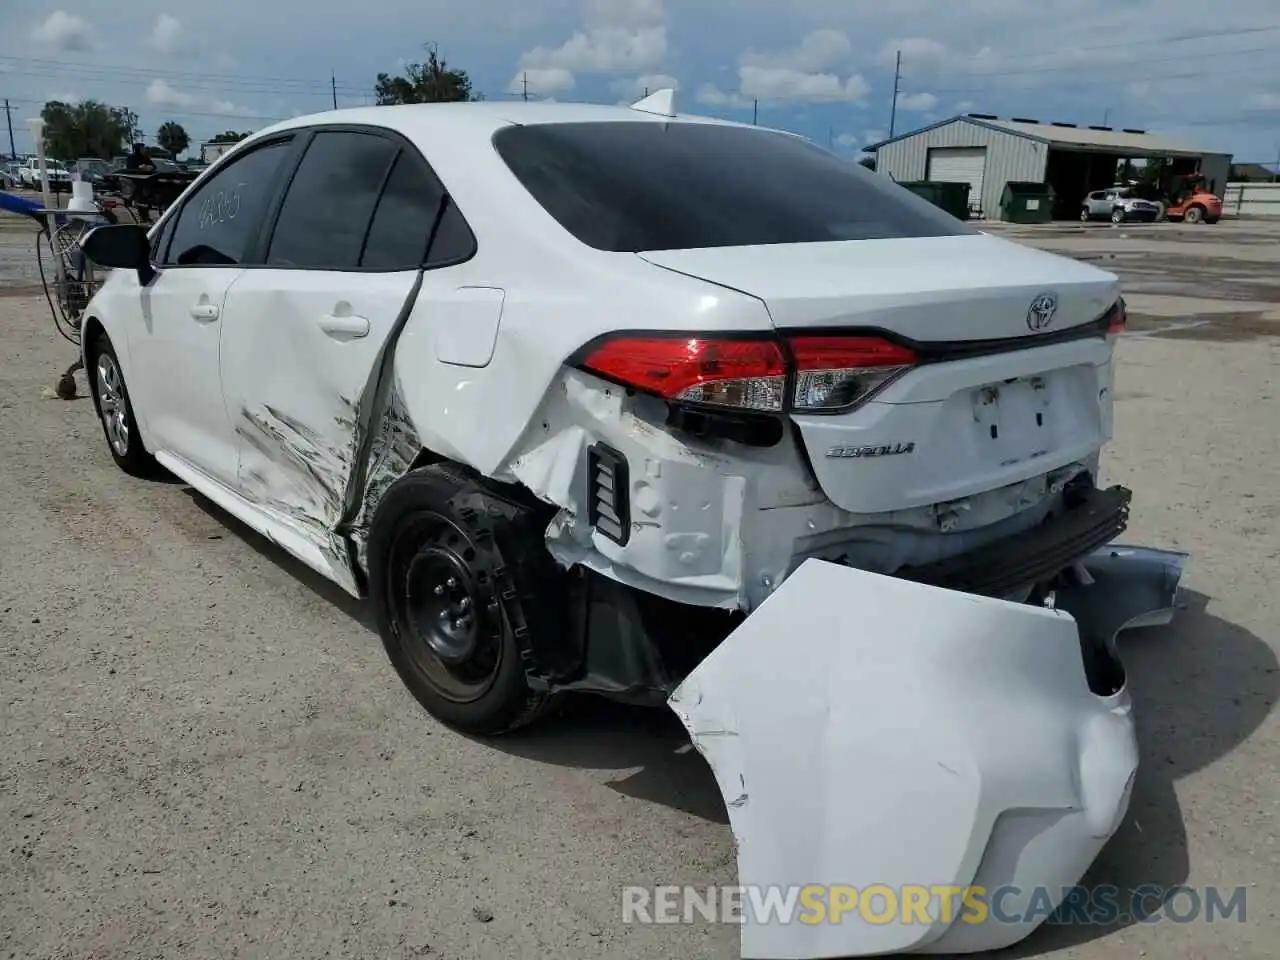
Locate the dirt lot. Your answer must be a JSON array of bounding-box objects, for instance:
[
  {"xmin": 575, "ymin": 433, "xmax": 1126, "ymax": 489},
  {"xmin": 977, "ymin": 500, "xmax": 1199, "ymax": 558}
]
[{"xmin": 1, "ymin": 211, "xmax": 1278, "ymax": 958}]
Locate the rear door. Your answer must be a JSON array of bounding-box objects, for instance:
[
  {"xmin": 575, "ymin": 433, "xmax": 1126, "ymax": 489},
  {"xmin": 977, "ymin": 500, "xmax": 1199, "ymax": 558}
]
[{"xmin": 217, "ymin": 126, "xmax": 461, "ymax": 533}]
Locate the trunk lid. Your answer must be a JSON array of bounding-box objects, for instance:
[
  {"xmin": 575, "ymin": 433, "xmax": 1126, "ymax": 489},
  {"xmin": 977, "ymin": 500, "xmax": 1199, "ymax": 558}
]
[
  {"xmin": 640, "ymin": 233, "xmax": 1121, "ymax": 515},
  {"xmin": 637, "ymin": 233, "xmax": 1119, "ymax": 340}
]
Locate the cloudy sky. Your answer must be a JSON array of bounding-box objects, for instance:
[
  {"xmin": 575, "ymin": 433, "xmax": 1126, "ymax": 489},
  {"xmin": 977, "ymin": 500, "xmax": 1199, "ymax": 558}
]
[{"xmin": 2, "ymin": 0, "xmax": 1278, "ymax": 162}]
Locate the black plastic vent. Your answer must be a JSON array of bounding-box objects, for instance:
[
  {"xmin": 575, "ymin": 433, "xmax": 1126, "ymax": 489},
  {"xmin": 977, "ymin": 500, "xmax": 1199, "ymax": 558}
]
[{"xmin": 587, "ymin": 443, "xmax": 630, "ymax": 546}]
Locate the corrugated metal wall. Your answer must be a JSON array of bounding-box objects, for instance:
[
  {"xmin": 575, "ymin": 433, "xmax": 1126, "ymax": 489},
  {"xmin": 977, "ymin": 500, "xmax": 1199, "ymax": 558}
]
[
  {"xmin": 1223, "ymin": 182, "xmax": 1280, "ymax": 218},
  {"xmin": 874, "ymin": 119, "xmax": 1049, "ymax": 218}
]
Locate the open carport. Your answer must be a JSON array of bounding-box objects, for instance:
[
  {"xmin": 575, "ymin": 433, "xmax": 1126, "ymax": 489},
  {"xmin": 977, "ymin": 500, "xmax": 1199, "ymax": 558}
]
[{"xmin": 866, "ymin": 114, "xmax": 1231, "ymax": 221}]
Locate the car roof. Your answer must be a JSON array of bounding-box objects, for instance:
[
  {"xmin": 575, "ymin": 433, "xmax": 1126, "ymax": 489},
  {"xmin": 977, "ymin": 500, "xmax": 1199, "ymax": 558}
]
[{"xmin": 249, "ymin": 98, "xmax": 776, "ymax": 145}]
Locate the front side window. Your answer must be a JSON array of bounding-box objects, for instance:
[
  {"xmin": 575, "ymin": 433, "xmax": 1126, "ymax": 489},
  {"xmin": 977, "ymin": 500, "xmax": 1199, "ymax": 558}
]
[
  {"xmin": 266, "ymin": 131, "xmax": 398, "ymax": 269},
  {"xmin": 493, "ymin": 121, "xmax": 976, "ymax": 252},
  {"xmin": 163, "ymin": 139, "xmax": 292, "ymax": 266}
]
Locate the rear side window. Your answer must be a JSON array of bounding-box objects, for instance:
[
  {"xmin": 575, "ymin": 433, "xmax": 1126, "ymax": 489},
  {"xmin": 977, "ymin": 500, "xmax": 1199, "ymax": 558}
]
[
  {"xmin": 492, "ymin": 122, "xmax": 975, "ymax": 252},
  {"xmin": 267, "ymin": 131, "xmax": 399, "ymax": 269},
  {"xmin": 164, "ymin": 140, "xmax": 292, "ymax": 266},
  {"xmin": 361, "ymin": 153, "xmax": 452, "ymax": 270}
]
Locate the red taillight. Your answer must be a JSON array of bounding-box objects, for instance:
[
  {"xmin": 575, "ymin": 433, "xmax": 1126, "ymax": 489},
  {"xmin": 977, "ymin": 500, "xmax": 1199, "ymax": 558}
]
[
  {"xmin": 1106, "ymin": 299, "xmax": 1127, "ymax": 337},
  {"xmin": 580, "ymin": 336, "xmax": 788, "ymax": 411},
  {"xmin": 578, "ymin": 333, "xmax": 916, "ymax": 414}
]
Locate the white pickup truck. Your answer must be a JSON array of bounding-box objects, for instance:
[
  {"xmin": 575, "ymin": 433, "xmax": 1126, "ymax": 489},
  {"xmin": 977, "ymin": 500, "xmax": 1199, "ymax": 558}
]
[{"xmin": 18, "ymin": 157, "xmax": 72, "ymax": 190}]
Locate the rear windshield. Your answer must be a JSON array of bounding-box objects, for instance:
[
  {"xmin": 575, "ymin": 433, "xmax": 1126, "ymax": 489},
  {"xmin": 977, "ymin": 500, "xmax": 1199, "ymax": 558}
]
[{"xmin": 492, "ymin": 121, "xmax": 974, "ymax": 252}]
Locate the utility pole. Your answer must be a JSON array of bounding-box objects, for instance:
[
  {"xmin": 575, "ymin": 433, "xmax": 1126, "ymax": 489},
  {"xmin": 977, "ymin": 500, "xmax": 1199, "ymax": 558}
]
[
  {"xmin": 1102, "ymin": 108, "xmax": 1110, "ymax": 127},
  {"xmin": 3, "ymin": 99, "xmax": 14, "ymax": 161},
  {"xmin": 331, "ymin": 73, "xmax": 338, "ymax": 110},
  {"xmin": 522, "ymin": 72, "xmax": 529, "ymax": 102},
  {"xmin": 888, "ymin": 50, "xmax": 902, "ymax": 139},
  {"xmin": 752, "ymin": 99, "xmax": 758, "ymax": 125},
  {"xmin": 828, "ymin": 127, "xmax": 834, "ymax": 149}
]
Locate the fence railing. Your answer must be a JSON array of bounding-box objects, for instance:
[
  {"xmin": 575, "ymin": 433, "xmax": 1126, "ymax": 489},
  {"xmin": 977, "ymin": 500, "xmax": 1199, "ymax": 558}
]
[{"xmin": 1223, "ymin": 181, "xmax": 1280, "ymax": 218}]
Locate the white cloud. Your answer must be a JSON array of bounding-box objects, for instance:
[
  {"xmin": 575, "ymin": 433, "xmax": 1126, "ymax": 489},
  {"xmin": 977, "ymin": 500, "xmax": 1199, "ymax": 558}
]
[
  {"xmin": 877, "ymin": 36, "xmax": 948, "ymax": 68},
  {"xmin": 508, "ymin": 68, "xmax": 576, "ymax": 96},
  {"xmin": 144, "ymin": 80, "xmax": 250, "ymax": 117},
  {"xmin": 147, "ymin": 14, "xmax": 183, "ymax": 54},
  {"xmin": 695, "ymin": 83, "xmax": 752, "ymax": 110},
  {"xmin": 864, "ymin": 129, "xmax": 887, "ymax": 144},
  {"xmin": 896, "ymin": 91, "xmax": 938, "ymax": 111},
  {"xmin": 30, "ymin": 11, "xmax": 94, "ymax": 52},
  {"xmin": 146, "ymin": 80, "xmax": 200, "ymax": 108},
  {"xmin": 709, "ymin": 31, "xmax": 871, "ymax": 107},
  {"xmin": 47, "ymin": 92, "xmax": 81, "ymax": 105},
  {"xmin": 741, "ymin": 29, "xmax": 853, "ymax": 73},
  {"xmin": 1245, "ymin": 92, "xmax": 1280, "ymax": 111},
  {"xmin": 739, "ymin": 66, "xmax": 869, "ymax": 104},
  {"xmin": 956, "ymin": 100, "xmax": 976, "ymax": 111},
  {"xmin": 517, "ymin": 0, "xmax": 667, "ymax": 74},
  {"xmin": 613, "ymin": 73, "xmax": 680, "ymax": 99},
  {"xmin": 834, "ymin": 132, "xmax": 860, "ymax": 148}
]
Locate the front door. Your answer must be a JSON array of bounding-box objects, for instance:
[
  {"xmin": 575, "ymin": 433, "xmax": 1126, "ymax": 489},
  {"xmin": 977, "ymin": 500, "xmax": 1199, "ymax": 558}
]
[
  {"xmin": 218, "ymin": 128, "xmax": 452, "ymax": 534},
  {"xmin": 123, "ymin": 137, "xmax": 298, "ymax": 486}
]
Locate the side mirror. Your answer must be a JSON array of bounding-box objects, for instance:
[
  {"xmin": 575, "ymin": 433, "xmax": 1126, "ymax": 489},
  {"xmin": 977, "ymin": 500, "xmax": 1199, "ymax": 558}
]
[{"xmin": 81, "ymin": 223, "xmax": 157, "ymax": 286}]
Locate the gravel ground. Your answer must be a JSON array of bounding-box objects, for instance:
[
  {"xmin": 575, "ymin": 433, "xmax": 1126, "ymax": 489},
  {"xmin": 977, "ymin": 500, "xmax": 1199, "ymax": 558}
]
[{"xmin": 1, "ymin": 211, "xmax": 1278, "ymax": 959}]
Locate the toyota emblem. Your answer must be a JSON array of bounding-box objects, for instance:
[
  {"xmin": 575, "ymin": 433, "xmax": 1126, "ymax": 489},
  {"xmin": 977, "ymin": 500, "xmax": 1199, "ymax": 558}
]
[{"xmin": 1026, "ymin": 293, "xmax": 1058, "ymax": 332}]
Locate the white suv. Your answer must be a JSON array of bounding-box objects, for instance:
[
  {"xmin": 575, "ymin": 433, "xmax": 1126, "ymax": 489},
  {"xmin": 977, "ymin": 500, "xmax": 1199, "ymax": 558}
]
[
  {"xmin": 1081, "ymin": 186, "xmax": 1162, "ymax": 223},
  {"xmin": 79, "ymin": 96, "xmax": 1179, "ymax": 957}
]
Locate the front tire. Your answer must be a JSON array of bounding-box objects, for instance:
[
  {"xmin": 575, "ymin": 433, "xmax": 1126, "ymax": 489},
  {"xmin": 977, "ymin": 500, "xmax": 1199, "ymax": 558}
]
[
  {"xmin": 1080, "ymin": 207, "xmax": 1091, "ymax": 222},
  {"xmin": 367, "ymin": 464, "xmax": 564, "ymax": 735},
  {"xmin": 87, "ymin": 332, "xmax": 157, "ymax": 477},
  {"xmin": 1184, "ymin": 205, "xmax": 1205, "ymax": 224},
  {"xmin": 1111, "ymin": 208, "xmax": 1125, "ymax": 223}
]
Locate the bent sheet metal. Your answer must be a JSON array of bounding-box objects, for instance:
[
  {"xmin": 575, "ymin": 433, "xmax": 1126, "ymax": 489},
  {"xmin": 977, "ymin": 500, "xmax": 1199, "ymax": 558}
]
[{"xmin": 669, "ymin": 545, "xmax": 1186, "ymax": 959}]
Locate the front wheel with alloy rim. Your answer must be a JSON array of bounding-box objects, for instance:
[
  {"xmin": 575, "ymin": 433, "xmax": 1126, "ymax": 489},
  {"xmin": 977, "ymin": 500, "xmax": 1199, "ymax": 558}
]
[
  {"xmin": 88, "ymin": 332, "xmax": 157, "ymax": 476},
  {"xmin": 1111, "ymin": 208, "xmax": 1126, "ymax": 223},
  {"xmin": 367, "ymin": 464, "xmax": 567, "ymax": 735},
  {"xmin": 1184, "ymin": 205, "xmax": 1205, "ymax": 223}
]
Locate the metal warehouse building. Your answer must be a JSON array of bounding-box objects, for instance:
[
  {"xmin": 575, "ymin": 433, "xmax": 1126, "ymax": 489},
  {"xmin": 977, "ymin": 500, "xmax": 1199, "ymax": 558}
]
[{"xmin": 866, "ymin": 114, "xmax": 1232, "ymax": 220}]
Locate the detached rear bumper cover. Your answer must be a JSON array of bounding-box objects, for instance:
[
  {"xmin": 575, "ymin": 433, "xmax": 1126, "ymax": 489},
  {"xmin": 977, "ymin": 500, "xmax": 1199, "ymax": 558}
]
[{"xmin": 669, "ymin": 546, "xmax": 1186, "ymax": 959}]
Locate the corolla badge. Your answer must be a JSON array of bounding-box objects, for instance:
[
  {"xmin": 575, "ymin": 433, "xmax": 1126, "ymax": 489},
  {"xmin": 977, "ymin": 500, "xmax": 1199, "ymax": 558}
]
[{"xmin": 1026, "ymin": 292, "xmax": 1058, "ymax": 331}]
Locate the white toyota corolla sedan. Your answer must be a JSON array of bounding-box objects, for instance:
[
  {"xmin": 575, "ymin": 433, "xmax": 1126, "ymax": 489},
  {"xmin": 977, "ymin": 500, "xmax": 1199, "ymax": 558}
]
[{"xmin": 80, "ymin": 91, "xmax": 1185, "ymax": 958}]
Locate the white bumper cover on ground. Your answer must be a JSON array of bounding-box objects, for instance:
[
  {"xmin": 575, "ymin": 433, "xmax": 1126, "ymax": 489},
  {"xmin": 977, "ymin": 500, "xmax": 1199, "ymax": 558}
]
[{"xmin": 669, "ymin": 547, "xmax": 1186, "ymax": 959}]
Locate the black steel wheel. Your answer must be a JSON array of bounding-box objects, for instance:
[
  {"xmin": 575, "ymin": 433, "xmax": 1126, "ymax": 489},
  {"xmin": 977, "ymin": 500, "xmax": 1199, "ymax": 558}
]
[{"xmin": 367, "ymin": 464, "xmax": 564, "ymax": 735}]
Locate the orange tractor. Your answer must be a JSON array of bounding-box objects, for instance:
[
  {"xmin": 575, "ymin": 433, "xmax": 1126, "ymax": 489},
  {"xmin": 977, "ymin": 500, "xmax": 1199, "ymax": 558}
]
[{"xmin": 1163, "ymin": 172, "xmax": 1222, "ymax": 224}]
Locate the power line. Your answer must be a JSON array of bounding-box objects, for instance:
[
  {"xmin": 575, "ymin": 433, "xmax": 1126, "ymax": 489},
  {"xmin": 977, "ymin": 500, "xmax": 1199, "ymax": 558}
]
[
  {"xmin": 900, "ymin": 44, "xmax": 1278, "ymax": 89},
  {"xmin": 1, "ymin": 95, "xmax": 285, "ymax": 124},
  {"xmin": 902, "ymin": 58, "xmax": 1279, "ymax": 98},
  {"xmin": 0, "ymin": 54, "xmax": 361, "ymax": 94},
  {"xmin": 899, "ymin": 22, "xmax": 1280, "ymax": 67}
]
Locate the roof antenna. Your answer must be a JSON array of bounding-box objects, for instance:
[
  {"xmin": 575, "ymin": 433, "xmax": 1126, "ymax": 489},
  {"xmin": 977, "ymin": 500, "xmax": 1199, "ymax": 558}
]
[{"xmin": 630, "ymin": 88, "xmax": 676, "ymax": 118}]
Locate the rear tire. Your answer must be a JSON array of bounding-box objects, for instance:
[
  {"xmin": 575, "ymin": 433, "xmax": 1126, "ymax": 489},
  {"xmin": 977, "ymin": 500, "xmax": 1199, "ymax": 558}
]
[
  {"xmin": 86, "ymin": 331, "xmax": 158, "ymax": 477},
  {"xmin": 1184, "ymin": 205, "xmax": 1205, "ymax": 224},
  {"xmin": 1080, "ymin": 207, "xmax": 1091, "ymax": 222},
  {"xmin": 1111, "ymin": 208, "xmax": 1125, "ymax": 224},
  {"xmin": 366, "ymin": 464, "xmax": 564, "ymax": 735}
]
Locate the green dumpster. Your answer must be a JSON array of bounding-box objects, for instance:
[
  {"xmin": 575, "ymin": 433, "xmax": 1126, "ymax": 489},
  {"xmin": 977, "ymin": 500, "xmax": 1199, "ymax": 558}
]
[
  {"xmin": 897, "ymin": 181, "xmax": 971, "ymax": 221},
  {"xmin": 1000, "ymin": 181, "xmax": 1056, "ymax": 223}
]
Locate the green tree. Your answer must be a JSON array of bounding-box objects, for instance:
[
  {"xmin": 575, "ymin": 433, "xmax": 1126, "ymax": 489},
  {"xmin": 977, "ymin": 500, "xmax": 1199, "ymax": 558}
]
[
  {"xmin": 375, "ymin": 43, "xmax": 482, "ymax": 104},
  {"xmin": 157, "ymin": 121, "xmax": 191, "ymax": 158},
  {"xmin": 40, "ymin": 100, "xmax": 132, "ymax": 160},
  {"xmin": 211, "ymin": 130, "xmax": 251, "ymax": 143},
  {"xmin": 858, "ymin": 155, "xmax": 876, "ymax": 170}
]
